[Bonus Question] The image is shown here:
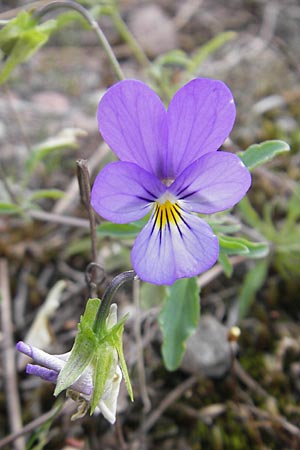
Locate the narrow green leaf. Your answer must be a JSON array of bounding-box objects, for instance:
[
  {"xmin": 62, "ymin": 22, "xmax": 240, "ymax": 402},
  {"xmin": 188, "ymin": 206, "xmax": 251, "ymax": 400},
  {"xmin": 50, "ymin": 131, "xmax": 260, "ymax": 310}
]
[
  {"xmin": 284, "ymin": 188, "xmax": 300, "ymax": 232},
  {"xmin": 0, "ymin": 202, "xmax": 22, "ymax": 215},
  {"xmin": 25, "ymin": 129, "xmax": 83, "ymax": 176},
  {"xmin": 154, "ymin": 49, "xmax": 190, "ymax": 68},
  {"xmin": 238, "ymin": 140, "xmax": 290, "ymax": 171},
  {"xmin": 240, "ymin": 240, "xmax": 269, "ymax": 258},
  {"xmin": 97, "ymin": 222, "xmax": 141, "ymax": 239},
  {"xmin": 238, "ymin": 260, "xmax": 268, "ymax": 319},
  {"xmin": 28, "ymin": 189, "xmax": 65, "ymax": 201},
  {"xmin": 238, "ymin": 197, "xmax": 264, "ymax": 229},
  {"xmin": 97, "ymin": 216, "xmax": 148, "ymax": 239},
  {"xmin": 219, "ymin": 235, "xmax": 269, "ymax": 258},
  {"xmin": 188, "ymin": 31, "xmax": 236, "ymax": 72},
  {"xmin": 159, "ymin": 277, "xmax": 199, "ymax": 371},
  {"xmin": 218, "ymin": 235, "xmax": 249, "ymax": 255},
  {"xmin": 218, "ymin": 251, "xmax": 233, "ymax": 277}
]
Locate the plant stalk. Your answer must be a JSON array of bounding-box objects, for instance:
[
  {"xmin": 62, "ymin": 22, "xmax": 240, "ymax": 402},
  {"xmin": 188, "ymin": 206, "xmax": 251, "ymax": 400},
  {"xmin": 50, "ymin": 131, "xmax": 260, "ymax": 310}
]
[{"xmin": 34, "ymin": 0, "xmax": 125, "ymax": 80}]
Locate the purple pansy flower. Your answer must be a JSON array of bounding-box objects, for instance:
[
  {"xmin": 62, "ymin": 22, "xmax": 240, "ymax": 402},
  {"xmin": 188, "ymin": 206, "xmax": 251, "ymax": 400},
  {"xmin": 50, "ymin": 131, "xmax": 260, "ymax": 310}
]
[{"xmin": 91, "ymin": 78, "xmax": 251, "ymax": 285}]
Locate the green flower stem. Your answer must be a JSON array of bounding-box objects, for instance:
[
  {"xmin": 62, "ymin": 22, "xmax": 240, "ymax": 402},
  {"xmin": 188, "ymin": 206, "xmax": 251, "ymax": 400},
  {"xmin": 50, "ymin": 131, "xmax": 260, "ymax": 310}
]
[
  {"xmin": 93, "ymin": 270, "xmax": 136, "ymax": 336},
  {"xmin": 108, "ymin": 9, "xmax": 171, "ymax": 100},
  {"xmin": 34, "ymin": 0, "xmax": 125, "ymax": 81},
  {"xmin": 110, "ymin": 10, "xmax": 150, "ymax": 68}
]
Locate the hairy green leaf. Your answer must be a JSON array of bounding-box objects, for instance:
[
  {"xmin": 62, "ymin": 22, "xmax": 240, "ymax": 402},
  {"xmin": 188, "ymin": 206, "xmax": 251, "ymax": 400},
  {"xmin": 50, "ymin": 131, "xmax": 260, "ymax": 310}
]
[
  {"xmin": 238, "ymin": 140, "xmax": 290, "ymax": 171},
  {"xmin": 159, "ymin": 277, "xmax": 199, "ymax": 371}
]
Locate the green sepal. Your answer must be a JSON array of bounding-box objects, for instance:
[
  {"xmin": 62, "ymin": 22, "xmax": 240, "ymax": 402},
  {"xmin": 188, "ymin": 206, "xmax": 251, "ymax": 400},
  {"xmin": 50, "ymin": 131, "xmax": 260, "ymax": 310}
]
[
  {"xmin": 90, "ymin": 341, "xmax": 115, "ymax": 414},
  {"xmin": 108, "ymin": 316, "xmax": 134, "ymax": 401},
  {"xmin": 54, "ymin": 298, "xmax": 100, "ymax": 396}
]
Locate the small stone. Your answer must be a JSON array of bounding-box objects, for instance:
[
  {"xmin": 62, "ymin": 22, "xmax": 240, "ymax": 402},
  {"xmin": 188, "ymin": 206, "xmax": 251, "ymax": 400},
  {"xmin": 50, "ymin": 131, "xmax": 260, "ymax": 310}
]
[
  {"xmin": 31, "ymin": 91, "xmax": 70, "ymax": 115},
  {"xmin": 181, "ymin": 315, "xmax": 234, "ymax": 378},
  {"xmin": 128, "ymin": 4, "xmax": 178, "ymax": 57}
]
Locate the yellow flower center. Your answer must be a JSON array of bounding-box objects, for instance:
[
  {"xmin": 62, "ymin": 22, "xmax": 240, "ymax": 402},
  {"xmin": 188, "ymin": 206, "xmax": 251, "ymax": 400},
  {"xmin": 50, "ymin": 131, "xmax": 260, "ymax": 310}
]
[{"xmin": 154, "ymin": 200, "xmax": 182, "ymax": 230}]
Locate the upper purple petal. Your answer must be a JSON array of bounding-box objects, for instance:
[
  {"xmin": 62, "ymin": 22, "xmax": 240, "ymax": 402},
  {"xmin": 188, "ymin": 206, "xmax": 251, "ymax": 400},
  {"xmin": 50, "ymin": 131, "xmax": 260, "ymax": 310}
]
[
  {"xmin": 131, "ymin": 208, "xmax": 219, "ymax": 285},
  {"xmin": 91, "ymin": 161, "xmax": 166, "ymax": 223},
  {"xmin": 164, "ymin": 78, "xmax": 236, "ymax": 178},
  {"xmin": 170, "ymin": 152, "xmax": 251, "ymax": 214},
  {"xmin": 97, "ymin": 80, "xmax": 168, "ymax": 178}
]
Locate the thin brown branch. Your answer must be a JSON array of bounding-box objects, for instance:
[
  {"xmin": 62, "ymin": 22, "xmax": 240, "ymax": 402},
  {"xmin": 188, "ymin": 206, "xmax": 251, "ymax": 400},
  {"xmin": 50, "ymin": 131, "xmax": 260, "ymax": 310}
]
[
  {"xmin": 197, "ymin": 255, "xmax": 246, "ymax": 288},
  {"xmin": 233, "ymin": 360, "xmax": 271, "ymax": 399},
  {"xmin": 28, "ymin": 209, "xmax": 89, "ymax": 228},
  {"xmin": 0, "ymin": 401, "xmax": 66, "ymax": 449},
  {"xmin": 52, "ymin": 143, "xmax": 109, "ymax": 215},
  {"xmin": 0, "ymin": 259, "xmax": 25, "ymax": 450},
  {"xmin": 76, "ymin": 159, "xmax": 98, "ymax": 263},
  {"xmin": 140, "ymin": 375, "xmax": 198, "ymax": 433}
]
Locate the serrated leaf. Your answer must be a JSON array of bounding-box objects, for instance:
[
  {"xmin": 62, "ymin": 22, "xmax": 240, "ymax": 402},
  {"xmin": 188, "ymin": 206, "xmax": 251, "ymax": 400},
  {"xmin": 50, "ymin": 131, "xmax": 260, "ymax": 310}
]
[
  {"xmin": 238, "ymin": 259, "xmax": 268, "ymax": 319},
  {"xmin": 159, "ymin": 277, "xmax": 199, "ymax": 371},
  {"xmin": 238, "ymin": 140, "xmax": 290, "ymax": 171}
]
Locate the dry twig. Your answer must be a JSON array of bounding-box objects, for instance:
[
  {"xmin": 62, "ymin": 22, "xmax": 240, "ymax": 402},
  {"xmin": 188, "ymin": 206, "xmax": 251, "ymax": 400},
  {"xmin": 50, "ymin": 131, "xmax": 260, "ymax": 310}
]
[
  {"xmin": 140, "ymin": 375, "xmax": 198, "ymax": 434},
  {"xmin": 0, "ymin": 259, "xmax": 25, "ymax": 450}
]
